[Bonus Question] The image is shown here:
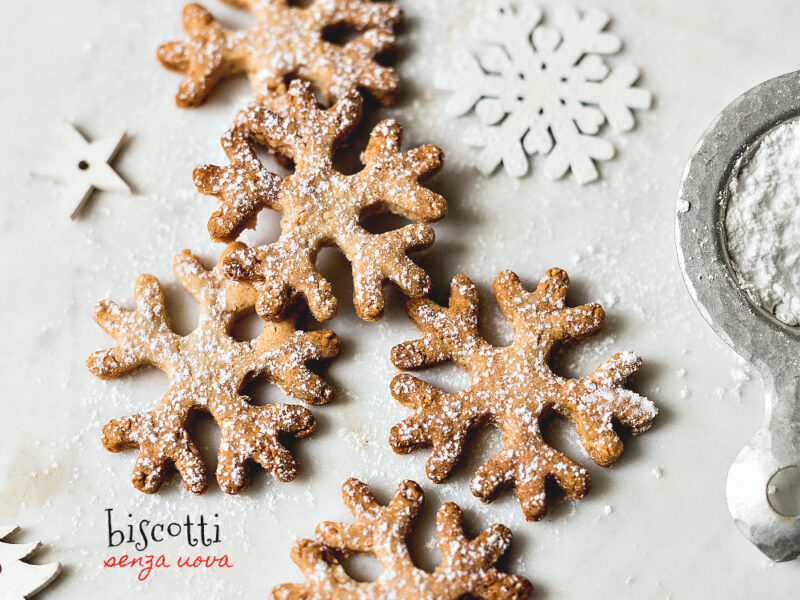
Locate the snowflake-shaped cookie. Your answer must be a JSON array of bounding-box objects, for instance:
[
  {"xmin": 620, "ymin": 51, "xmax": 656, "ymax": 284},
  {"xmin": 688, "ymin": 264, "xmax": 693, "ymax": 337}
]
[
  {"xmin": 194, "ymin": 80, "xmax": 446, "ymax": 322},
  {"xmin": 273, "ymin": 478, "xmax": 532, "ymax": 599},
  {"xmin": 158, "ymin": 0, "xmax": 401, "ymax": 109},
  {"xmin": 442, "ymin": 2, "xmax": 651, "ymax": 183},
  {"xmin": 389, "ymin": 269, "xmax": 657, "ymax": 520},
  {"xmin": 87, "ymin": 243, "xmax": 339, "ymax": 494}
]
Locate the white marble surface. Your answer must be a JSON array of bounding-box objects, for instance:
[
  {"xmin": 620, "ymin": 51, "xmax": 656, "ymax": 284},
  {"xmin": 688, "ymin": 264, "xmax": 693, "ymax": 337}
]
[{"xmin": 1, "ymin": 0, "xmax": 800, "ymax": 597}]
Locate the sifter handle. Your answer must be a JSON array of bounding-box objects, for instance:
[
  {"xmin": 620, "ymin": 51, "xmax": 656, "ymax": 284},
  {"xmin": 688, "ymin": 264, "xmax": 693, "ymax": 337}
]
[{"xmin": 726, "ymin": 366, "xmax": 800, "ymax": 562}]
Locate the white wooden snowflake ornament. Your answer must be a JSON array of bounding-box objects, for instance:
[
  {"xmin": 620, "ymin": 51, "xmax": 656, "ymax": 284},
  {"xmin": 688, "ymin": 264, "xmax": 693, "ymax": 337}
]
[
  {"xmin": 0, "ymin": 526, "xmax": 60, "ymax": 600},
  {"xmin": 442, "ymin": 1, "xmax": 652, "ymax": 184},
  {"xmin": 34, "ymin": 122, "xmax": 129, "ymax": 218}
]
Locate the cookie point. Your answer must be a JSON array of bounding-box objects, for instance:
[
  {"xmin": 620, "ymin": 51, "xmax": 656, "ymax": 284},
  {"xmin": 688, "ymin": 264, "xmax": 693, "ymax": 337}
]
[
  {"xmin": 618, "ymin": 349, "xmax": 642, "ymax": 369},
  {"xmin": 546, "ymin": 267, "xmax": 569, "ymax": 282},
  {"xmin": 318, "ymin": 384, "xmax": 335, "ymax": 404},
  {"xmin": 590, "ymin": 302, "xmax": 606, "ymax": 322},
  {"xmin": 494, "ymin": 269, "xmax": 520, "ymax": 286},
  {"xmin": 399, "ymin": 479, "xmax": 423, "ymax": 500},
  {"xmin": 343, "ymin": 476, "xmax": 361, "ymax": 489},
  {"xmin": 296, "ymin": 415, "xmax": 317, "ymax": 438}
]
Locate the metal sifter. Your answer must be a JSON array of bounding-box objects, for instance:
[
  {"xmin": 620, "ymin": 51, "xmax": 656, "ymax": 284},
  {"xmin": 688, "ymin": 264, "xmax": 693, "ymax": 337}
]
[{"xmin": 676, "ymin": 70, "xmax": 800, "ymax": 562}]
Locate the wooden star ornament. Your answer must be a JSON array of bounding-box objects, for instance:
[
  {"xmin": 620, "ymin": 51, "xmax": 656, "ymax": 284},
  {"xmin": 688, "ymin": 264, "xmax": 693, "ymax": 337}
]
[{"xmin": 34, "ymin": 122, "xmax": 130, "ymax": 219}]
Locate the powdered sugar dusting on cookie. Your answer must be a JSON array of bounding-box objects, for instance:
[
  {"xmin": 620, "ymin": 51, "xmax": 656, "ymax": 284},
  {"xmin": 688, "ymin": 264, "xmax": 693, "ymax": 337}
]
[
  {"xmin": 194, "ymin": 79, "xmax": 446, "ymax": 322},
  {"xmin": 87, "ymin": 243, "xmax": 339, "ymax": 494},
  {"xmin": 388, "ymin": 269, "xmax": 656, "ymax": 521},
  {"xmin": 272, "ymin": 478, "xmax": 532, "ymax": 599},
  {"xmin": 158, "ymin": 0, "xmax": 402, "ymax": 109}
]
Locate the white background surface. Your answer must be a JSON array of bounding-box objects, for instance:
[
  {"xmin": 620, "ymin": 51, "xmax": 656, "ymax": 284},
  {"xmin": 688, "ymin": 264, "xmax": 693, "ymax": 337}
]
[{"xmin": 2, "ymin": 0, "xmax": 800, "ymax": 597}]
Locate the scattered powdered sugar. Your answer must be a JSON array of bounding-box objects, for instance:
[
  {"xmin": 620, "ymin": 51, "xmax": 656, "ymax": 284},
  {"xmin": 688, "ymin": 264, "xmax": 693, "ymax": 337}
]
[{"xmin": 725, "ymin": 118, "xmax": 800, "ymax": 326}]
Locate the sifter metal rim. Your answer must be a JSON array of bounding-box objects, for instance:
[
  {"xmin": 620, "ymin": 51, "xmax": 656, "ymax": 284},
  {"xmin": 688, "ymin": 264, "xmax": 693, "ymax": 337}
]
[{"xmin": 676, "ymin": 71, "xmax": 800, "ymax": 358}]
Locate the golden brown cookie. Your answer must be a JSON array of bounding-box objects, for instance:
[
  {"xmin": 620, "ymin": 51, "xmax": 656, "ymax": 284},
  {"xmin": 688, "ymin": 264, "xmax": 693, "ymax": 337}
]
[
  {"xmin": 194, "ymin": 79, "xmax": 446, "ymax": 322},
  {"xmin": 87, "ymin": 243, "xmax": 339, "ymax": 494},
  {"xmin": 389, "ymin": 269, "xmax": 657, "ymax": 521},
  {"xmin": 273, "ymin": 478, "xmax": 532, "ymax": 599},
  {"xmin": 158, "ymin": 0, "xmax": 401, "ymax": 109}
]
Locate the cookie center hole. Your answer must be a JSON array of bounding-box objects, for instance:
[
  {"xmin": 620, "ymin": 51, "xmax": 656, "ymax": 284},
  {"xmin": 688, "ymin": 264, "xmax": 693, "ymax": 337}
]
[
  {"xmin": 231, "ymin": 312, "xmax": 263, "ymax": 342},
  {"xmin": 339, "ymin": 552, "xmax": 383, "ymax": 582},
  {"xmin": 767, "ymin": 466, "xmax": 800, "ymax": 516},
  {"xmin": 322, "ymin": 23, "xmax": 365, "ymax": 46},
  {"xmin": 78, "ymin": 160, "xmax": 90, "ymax": 170},
  {"xmin": 359, "ymin": 212, "xmax": 414, "ymax": 235}
]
